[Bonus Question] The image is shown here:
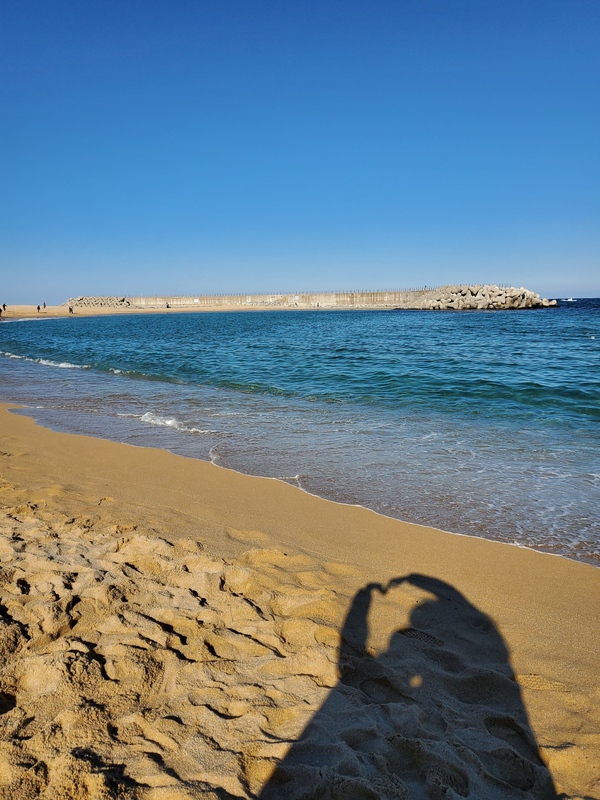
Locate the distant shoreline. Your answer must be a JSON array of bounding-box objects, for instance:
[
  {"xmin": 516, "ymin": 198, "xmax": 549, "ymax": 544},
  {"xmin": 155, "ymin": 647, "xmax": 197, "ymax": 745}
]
[
  {"xmin": 0, "ymin": 302, "xmax": 319, "ymax": 320},
  {"xmin": 1, "ymin": 297, "xmax": 566, "ymax": 321}
]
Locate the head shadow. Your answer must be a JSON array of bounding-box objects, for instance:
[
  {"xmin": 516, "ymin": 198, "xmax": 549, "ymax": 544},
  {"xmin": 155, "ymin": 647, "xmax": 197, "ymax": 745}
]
[{"xmin": 259, "ymin": 573, "xmax": 557, "ymax": 800}]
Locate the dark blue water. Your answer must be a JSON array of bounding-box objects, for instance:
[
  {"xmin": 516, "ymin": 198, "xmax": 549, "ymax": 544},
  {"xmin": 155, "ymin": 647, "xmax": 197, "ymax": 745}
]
[{"xmin": 1, "ymin": 302, "xmax": 598, "ymax": 564}]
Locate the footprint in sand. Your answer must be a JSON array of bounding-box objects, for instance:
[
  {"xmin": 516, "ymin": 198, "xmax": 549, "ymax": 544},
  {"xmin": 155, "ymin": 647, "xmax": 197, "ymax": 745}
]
[{"xmin": 0, "ymin": 500, "xmax": 572, "ymax": 800}]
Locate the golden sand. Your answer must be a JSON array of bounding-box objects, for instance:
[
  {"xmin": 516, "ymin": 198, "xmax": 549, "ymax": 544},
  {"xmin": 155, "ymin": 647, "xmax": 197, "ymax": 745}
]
[
  {"xmin": 0, "ymin": 304, "xmax": 296, "ymax": 320},
  {"xmin": 0, "ymin": 405, "xmax": 598, "ymax": 798}
]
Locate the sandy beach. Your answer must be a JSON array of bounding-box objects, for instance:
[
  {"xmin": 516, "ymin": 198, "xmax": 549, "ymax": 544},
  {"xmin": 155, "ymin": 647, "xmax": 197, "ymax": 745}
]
[
  {"xmin": 0, "ymin": 305, "xmax": 287, "ymax": 320},
  {"xmin": 0, "ymin": 403, "xmax": 598, "ymax": 799}
]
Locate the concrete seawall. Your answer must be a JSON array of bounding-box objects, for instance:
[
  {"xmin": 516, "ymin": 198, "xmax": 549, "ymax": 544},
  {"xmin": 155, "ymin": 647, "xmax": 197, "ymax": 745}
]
[
  {"xmin": 128, "ymin": 288, "xmax": 435, "ymax": 309},
  {"xmin": 64, "ymin": 285, "xmax": 557, "ymax": 311}
]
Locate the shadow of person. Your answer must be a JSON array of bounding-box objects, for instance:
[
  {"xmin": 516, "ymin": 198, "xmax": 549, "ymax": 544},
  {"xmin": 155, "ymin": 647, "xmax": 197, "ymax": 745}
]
[{"xmin": 259, "ymin": 573, "xmax": 557, "ymax": 800}]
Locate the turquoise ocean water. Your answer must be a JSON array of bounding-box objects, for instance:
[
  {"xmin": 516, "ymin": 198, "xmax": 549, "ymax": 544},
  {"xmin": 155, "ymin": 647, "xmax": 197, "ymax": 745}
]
[{"xmin": 1, "ymin": 301, "xmax": 598, "ymax": 564}]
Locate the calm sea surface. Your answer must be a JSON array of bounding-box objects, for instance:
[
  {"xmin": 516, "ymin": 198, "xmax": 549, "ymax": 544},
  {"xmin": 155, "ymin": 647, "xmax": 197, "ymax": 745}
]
[{"xmin": 1, "ymin": 302, "xmax": 598, "ymax": 565}]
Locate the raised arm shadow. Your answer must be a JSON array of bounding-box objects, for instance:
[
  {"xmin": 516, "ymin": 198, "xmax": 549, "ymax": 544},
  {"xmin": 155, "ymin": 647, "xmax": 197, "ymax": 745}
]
[{"xmin": 260, "ymin": 573, "xmax": 557, "ymax": 799}]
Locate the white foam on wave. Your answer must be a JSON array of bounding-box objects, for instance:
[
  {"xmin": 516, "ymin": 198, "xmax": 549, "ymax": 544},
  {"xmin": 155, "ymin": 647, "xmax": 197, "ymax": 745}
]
[
  {"xmin": 38, "ymin": 358, "xmax": 87, "ymax": 369},
  {"xmin": 109, "ymin": 366, "xmax": 157, "ymax": 379},
  {"xmin": 279, "ymin": 474, "xmax": 305, "ymax": 489},
  {"xmin": 1, "ymin": 351, "xmax": 89, "ymax": 369},
  {"xmin": 1, "ymin": 316, "xmax": 60, "ymax": 323},
  {"xmin": 208, "ymin": 445, "xmax": 222, "ymax": 465},
  {"xmin": 125, "ymin": 411, "xmax": 219, "ymax": 435}
]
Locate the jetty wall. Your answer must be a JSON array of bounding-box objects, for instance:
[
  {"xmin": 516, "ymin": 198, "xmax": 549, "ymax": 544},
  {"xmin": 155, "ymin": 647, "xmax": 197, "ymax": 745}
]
[
  {"xmin": 64, "ymin": 285, "xmax": 557, "ymax": 311},
  {"xmin": 128, "ymin": 288, "xmax": 435, "ymax": 309}
]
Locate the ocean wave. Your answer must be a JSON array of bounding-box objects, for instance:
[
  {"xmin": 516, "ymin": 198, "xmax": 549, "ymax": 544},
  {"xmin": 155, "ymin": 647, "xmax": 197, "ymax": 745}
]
[
  {"xmin": 108, "ymin": 367, "xmax": 146, "ymax": 376},
  {"xmin": 132, "ymin": 411, "xmax": 218, "ymax": 435},
  {"xmin": 279, "ymin": 474, "xmax": 305, "ymax": 488},
  {"xmin": 0, "ymin": 351, "xmax": 89, "ymax": 369},
  {"xmin": 208, "ymin": 445, "xmax": 221, "ymax": 465},
  {"xmin": 1, "ymin": 317, "xmax": 58, "ymax": 323}
]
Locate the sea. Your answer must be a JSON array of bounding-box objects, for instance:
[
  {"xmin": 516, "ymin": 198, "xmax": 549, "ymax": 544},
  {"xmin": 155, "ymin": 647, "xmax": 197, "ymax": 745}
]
[{"xmin": 1, "ymin": 300, "xmax": 598, "ymax": 565}]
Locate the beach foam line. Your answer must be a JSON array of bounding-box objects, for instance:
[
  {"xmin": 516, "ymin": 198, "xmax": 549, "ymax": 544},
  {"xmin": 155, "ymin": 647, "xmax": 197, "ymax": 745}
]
[
  {"xmin": 0, "ymin": 316, "xmax": 63, "ymax": 323},
  {"xmin": 0, "ymin": 351, "xmax": 89, "ymax": 369},
  {"xmin": 117, "ymin": 410, "xmax": 219, "ymax": 435}
]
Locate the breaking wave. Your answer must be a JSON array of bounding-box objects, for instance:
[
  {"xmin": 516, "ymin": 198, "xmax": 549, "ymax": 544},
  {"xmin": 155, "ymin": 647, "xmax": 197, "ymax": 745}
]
[
  {"xmin": 119, "ymin": 411, "xmax": 218, "ymax": 435},
  {"xmin": 0, "ymin": 351, "xmax": 89, "ymax": 370}
]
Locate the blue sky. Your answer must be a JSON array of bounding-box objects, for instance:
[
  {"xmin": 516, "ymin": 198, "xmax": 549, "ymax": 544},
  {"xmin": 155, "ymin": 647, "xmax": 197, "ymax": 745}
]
[{"xmin": 1, "ymin": 0, "xmax": 599, "ymax": 303}]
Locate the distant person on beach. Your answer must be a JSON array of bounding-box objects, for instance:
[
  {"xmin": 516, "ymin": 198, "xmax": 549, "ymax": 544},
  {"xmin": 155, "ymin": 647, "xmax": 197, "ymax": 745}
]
[
  {"xmin": 2, "ymin": 304, "xmax": 5, "ymax": 311},
  {"xmin": 37, "ymin": 305, "xmax": 40, "ymax": 312},
  {"xmin": 68, "ymin": 306, "xmax": 74, "ymax": 314},
  {"xmin": 43, "ymin": 302, "xmax": 46, "ymax": 309}
]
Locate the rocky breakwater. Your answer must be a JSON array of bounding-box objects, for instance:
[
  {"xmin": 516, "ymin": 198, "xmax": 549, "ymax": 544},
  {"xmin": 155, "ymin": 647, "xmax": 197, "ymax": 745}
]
[
  {"xmin": 416, "ymin": 285, "xmax": 557, "ymax": 311},
  {"xmin": 61, "ymin": 296, "xmax": 131, "ymax": 309}
]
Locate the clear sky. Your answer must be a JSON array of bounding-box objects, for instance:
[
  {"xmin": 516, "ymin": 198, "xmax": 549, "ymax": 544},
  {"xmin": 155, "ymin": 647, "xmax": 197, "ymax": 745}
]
[{"xmin": 1, "ymin": 0, "xmax": 599, "ymax": 303}]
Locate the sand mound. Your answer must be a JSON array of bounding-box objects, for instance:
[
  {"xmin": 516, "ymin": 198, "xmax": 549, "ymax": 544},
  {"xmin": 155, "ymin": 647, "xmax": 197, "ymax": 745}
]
[
  {"xmin": 0, "ymin": 491, "xmax": 561, "ymax": 799},
  {"xmin": 0, "ymin": 496, "xmax": 351, "ymax": 799}
]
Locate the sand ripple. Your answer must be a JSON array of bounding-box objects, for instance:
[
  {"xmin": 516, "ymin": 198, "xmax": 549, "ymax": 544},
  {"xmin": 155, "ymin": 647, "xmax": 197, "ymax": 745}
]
[{"xmin": 0, "ymin": 492, "xmax": 569, "ymax": 799}]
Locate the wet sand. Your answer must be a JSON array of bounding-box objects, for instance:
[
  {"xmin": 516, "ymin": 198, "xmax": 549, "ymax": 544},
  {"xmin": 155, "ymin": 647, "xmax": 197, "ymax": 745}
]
[{"xmin": 0, "ymin": 404, "xmax": 598, "ymax": 799}]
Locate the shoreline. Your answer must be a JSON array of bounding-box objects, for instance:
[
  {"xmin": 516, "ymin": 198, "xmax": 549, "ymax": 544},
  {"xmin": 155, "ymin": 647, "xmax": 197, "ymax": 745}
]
[
  {"xmin": 7, "ymin": 404, "xmax": 594, "ymax": 570},
  {"xmin": 0, "ymin": 403, "xmax": 599, "ymax": 797},
  {"xmin": 0, "ymin": 303, "xmax": 316, "ymax": 320}
]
